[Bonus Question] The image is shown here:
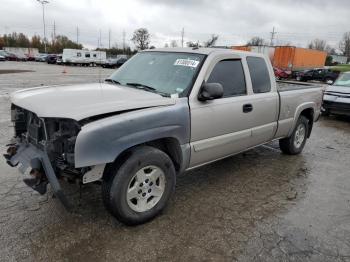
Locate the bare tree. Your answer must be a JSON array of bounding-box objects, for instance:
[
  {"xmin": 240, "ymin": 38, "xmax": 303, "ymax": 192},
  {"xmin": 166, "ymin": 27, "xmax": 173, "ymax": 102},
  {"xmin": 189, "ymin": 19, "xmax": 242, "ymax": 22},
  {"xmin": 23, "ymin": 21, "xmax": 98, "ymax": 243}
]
[
  {"xmin": 308, "ymin": 39, "xmax": 328, "ymax": 51},
  {"xmin": 170, "ymin": 40, "xmax": 178, "ymax": 48},
  {"xmin": 131, "ymin": 28, "xmax": 150, "ymax": 50},
  {"xmin": 339, "ymin": 32, "xmax": 350, "ymax": 57},
  {"xmin": 247, "ymin": 36, "xmax": 265, "ymax": 46},
  {"xmin": 204, "ymin": 34, "xmax": 219, "ymax": 47}
]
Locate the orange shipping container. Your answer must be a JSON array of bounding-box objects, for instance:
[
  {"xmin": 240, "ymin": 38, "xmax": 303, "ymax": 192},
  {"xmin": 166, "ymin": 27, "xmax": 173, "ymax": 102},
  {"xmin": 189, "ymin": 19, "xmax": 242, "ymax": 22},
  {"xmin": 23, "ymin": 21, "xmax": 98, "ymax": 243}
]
[
  {"xmin": 231, "ymin": 46, "xmax": 252, "ymax": 51},
  {"xmin": 273, "ymin": 46, "xmax": 327, "ymax": 71}
]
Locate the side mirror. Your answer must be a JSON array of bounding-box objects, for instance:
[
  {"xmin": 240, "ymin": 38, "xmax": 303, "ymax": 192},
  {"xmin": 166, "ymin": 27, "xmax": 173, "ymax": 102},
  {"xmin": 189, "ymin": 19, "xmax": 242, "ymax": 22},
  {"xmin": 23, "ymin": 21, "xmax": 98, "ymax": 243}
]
[{"xmin": 198, "ymin": 82, "xmax": 224, "ymax": 101}]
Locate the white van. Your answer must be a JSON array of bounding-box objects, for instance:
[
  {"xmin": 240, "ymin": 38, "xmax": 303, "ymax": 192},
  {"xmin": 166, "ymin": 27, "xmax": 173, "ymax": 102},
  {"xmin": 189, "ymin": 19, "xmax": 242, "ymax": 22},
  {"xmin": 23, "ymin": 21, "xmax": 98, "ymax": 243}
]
[{"xmin": 62, "ymin": 49, "xmax": 106, "ymax": 66}]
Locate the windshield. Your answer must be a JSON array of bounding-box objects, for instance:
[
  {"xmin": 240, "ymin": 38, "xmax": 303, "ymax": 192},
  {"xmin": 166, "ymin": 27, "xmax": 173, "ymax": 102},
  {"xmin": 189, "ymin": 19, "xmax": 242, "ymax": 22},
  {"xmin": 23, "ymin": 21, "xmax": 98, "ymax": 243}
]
[
  {"xmin": 108, "ymin": 51, "xmax": 205, "ymax": 97},
  {"xmin": 334, "ymin": 72, "xmax": 350, "ymax": 87}
]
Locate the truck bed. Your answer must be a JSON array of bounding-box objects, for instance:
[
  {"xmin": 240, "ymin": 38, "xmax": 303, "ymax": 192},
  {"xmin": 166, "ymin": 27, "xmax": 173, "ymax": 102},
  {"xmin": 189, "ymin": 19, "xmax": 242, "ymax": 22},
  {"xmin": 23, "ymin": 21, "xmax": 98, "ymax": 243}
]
[{"xmin": 277, "ymin": 80, "xmax": 324, "ymax": 92}]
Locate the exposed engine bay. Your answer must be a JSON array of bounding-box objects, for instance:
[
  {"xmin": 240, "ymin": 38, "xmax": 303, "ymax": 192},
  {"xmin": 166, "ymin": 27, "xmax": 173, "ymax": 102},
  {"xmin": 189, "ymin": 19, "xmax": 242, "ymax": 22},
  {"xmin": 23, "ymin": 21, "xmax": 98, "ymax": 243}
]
[{"xmin": 9, "ymin": 104, "xmax": 85, "ymax": 185}]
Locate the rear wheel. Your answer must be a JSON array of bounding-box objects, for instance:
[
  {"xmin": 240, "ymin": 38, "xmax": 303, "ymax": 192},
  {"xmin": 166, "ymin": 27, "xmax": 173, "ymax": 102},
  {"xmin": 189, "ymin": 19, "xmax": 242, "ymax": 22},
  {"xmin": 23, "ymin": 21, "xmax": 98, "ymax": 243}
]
[
  {"xmin": 279, "ymin": 115, "xmax": 309, "ymax": 155},
  {"xmin": 102, "ymin": 146, "xmax": 176, "ymax": 225}
]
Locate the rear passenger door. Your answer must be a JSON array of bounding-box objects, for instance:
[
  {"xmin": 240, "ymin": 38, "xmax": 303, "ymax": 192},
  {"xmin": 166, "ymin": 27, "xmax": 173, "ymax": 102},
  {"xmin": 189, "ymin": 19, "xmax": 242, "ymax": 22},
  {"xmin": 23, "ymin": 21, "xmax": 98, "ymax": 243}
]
[{"xmin": 245, "ymin": 57, "xmax": 279, "ymax": 146}]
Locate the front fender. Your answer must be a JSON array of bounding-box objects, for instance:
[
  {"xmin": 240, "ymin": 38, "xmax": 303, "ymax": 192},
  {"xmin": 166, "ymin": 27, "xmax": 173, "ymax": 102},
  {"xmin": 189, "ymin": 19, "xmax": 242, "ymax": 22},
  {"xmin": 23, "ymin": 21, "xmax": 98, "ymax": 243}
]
[{"xmin": 74, "ymin": 98, "xmax": 190, "ymax": 168}]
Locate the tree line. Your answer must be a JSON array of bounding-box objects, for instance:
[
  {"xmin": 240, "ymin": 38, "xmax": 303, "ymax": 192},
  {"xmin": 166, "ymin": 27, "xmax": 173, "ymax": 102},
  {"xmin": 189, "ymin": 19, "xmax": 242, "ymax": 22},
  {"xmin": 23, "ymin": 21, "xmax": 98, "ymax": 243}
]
[{"xmin": 0, "ymin": 32, "xmax": 83, "ymax": 53}]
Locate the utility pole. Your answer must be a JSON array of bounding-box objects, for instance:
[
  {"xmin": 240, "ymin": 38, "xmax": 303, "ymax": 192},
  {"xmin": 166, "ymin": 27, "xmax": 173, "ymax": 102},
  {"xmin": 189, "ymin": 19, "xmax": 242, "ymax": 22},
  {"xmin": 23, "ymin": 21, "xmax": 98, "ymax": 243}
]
[
  {"xmin": 99, "ymin": 29, "xmax": 102, "ymax": 48},
  {"xmin": 122, "ymin": 30, "xmax": 126, "ymax": 53},
  {"xmin": 76, "ymin": 26, "xmax": 79, "ymax": 45},
  {"xmin": 37, "ymin": 0, "xmax": 49, "ymax": 53},
  {"xmin": 108, "ymin": 29, "xmax": 111, "ymax": 49},
  {"xmin": 53, "ymin": 20, "xmax": 56, "ymax": 40},
  {"xmin": 270, "ymin": 26, "xmax": 276, "ymax": 46},
  {"xmin": 52, "ymin": 21, "xmax": 56, "ymax": 41},
  {"xmin": 181, "ymin": 27, "xmax": 184, "ymax": 47}
]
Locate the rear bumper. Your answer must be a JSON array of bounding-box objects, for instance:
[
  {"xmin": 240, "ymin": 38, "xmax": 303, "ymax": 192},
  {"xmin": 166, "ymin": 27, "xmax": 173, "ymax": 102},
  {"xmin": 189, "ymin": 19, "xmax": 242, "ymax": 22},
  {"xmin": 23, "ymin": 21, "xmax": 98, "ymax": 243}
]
[
  {"xmin": 4, "ymin": 142, "xmax": 72, "ymax": 209},
  {"xmin": 322, "ymin": 100, "xmax": 350, "ymax": 116}
]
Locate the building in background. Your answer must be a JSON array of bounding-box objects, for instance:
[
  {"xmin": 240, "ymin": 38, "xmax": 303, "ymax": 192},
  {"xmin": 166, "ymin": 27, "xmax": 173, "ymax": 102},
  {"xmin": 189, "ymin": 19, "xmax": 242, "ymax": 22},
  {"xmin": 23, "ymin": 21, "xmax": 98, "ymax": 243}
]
[{"xmin": 330, "ymin": 54, "xmax": 348, "ymax": 64}]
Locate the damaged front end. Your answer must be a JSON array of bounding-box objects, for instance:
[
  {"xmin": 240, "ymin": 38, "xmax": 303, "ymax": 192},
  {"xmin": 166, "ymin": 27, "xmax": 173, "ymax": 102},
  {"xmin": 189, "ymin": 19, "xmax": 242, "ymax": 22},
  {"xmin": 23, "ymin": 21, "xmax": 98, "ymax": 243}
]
[{"xmin": 4, "ymin": 104, "xmax": 89, "ymax": 209}]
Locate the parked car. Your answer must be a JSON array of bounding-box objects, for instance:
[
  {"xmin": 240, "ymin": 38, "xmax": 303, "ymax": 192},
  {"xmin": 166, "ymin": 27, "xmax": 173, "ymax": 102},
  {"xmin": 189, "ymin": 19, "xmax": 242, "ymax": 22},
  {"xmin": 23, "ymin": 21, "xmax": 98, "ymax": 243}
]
[
  {"xmin": 4, "ymin": 48, "xmax": 323, "ymax": 225},
  {"xmin": 56, "ymin": 54, "xmax": 63, "ymax": 65},
  {"xmin": 322, "ymin": 71, "xmax": 350, "ymax": 116},
  {"xmin": 102, "ymin": 58, "xmax": 128, "ymax": 68},
  {"xmin": 35, "ymin": 54, "xmax": 48, "ymax": 62},
  {"xmin": 16, "ymin": 53, "xmax": 28, "ymax": 62},
  {"xmin": 0, "ymin": 55, "xmax": 5, "ymax": 61},
  {"xmin": 0, "ymin": 50, "xmax": 18, "ymax": 61},
  {"xmin": 25, "ymin": 54, "xmax": 36, "ymax": 61},
  {"xmin": 296, "ymin": 68, "xmax": 340, "ymax": 84},
  {"xmin": 273, "ymin": 67, "xmax": 291, "ymax": 80},
  {"xmin": 46, "ymin": 54, "xmax": 57, "ymax": 64}
]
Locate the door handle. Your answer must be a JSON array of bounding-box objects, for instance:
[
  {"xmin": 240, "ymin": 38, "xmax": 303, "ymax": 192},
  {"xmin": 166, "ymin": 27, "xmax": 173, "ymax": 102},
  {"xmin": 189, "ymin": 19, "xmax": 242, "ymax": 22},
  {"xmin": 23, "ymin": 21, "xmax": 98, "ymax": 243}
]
[{"xmin": 243, "ymin": 104, "xmax": 253, "ymax": 113}]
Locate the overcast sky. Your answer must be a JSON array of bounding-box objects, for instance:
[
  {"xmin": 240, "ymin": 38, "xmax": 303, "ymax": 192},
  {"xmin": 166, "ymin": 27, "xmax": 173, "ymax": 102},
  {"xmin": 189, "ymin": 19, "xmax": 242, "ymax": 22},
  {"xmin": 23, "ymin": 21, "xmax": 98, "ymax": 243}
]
[{"xmin": 1, "ymin": 0, "xmax": 349, "ymax": 49}]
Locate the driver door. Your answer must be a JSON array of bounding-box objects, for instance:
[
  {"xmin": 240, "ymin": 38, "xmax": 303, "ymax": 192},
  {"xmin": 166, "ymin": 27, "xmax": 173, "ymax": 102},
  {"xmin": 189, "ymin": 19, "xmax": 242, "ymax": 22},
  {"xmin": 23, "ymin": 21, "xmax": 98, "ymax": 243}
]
[{"xmin": 189, "ymin": 59, "xmax": 253, "ymax": 167}]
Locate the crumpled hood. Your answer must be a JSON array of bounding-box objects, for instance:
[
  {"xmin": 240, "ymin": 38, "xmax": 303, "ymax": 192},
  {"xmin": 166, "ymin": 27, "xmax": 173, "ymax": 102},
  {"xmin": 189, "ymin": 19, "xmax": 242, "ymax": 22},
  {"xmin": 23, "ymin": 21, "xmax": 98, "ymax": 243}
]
[{"xmin": 11, "ymin": 83, "xmax": 175, "ymax": 121}]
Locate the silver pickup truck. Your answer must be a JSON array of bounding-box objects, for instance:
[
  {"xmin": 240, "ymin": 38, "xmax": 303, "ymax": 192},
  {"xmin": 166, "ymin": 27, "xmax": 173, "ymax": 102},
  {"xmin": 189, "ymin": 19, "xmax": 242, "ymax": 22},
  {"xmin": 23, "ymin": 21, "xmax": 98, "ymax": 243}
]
[{"xmin": 4, "ymin": 48, "xmax": 323, "ymax": 225}]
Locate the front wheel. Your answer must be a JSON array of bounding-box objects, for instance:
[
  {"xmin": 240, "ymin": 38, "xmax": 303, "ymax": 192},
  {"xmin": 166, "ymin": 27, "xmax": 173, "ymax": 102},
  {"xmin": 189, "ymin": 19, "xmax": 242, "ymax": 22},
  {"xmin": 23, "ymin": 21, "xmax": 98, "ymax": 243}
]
[
  {"xmin": 279, "ymin": 115, "xmax": 309, "ymax": 155},
  {"xmin": 102, "ymin": 146, "xmax": 176, "ymax": 225}
]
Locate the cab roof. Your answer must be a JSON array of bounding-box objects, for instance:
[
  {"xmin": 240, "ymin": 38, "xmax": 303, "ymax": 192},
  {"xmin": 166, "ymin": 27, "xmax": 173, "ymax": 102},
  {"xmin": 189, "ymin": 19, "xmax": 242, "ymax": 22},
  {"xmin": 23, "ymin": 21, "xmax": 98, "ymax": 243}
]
[{"xmin": 144, "ymin": 47, "xmax": 255, "ymax": 57}]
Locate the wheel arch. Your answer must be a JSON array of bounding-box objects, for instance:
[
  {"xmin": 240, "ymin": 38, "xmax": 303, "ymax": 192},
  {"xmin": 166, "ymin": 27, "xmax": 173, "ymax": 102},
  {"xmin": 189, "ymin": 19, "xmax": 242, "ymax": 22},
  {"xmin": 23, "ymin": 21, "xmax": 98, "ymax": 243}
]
[
  {"xmin": 102, "ymin": 137, "xmax": 185, "ymax": 180},
  {"xmin": 288, "ymin": 103, "xmax": 315, "ymax": 138},
  {"xmin": 299, "ymin": 108, "xmax": 314, "ymax": 138}
]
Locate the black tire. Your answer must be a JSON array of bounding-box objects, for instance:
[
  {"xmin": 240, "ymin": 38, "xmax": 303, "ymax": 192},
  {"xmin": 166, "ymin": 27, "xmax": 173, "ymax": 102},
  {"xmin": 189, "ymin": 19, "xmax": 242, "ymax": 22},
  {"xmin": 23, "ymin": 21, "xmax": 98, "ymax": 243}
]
[
  {"xmin": 279, "ymin": 115, "xmax": 309, "ymax": 155},
  {"xmin": 102, "ymin": 146, "xmax": 176, "ymax": 225},
  {"xmin": 321, "ymin": 109, "xmax": 330, "ymax": 116}
]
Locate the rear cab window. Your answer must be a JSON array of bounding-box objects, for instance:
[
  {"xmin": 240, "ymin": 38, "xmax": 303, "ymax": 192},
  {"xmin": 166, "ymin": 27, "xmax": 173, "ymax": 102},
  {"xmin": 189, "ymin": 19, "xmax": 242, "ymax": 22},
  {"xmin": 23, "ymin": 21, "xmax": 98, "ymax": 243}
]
[
  {"xmin": 247, "ymin": 57, "xmax": 271, "ymax": 93},
  {"xmin": 207, "ymin": 59, "xmax": 246, "ymax": 97}
]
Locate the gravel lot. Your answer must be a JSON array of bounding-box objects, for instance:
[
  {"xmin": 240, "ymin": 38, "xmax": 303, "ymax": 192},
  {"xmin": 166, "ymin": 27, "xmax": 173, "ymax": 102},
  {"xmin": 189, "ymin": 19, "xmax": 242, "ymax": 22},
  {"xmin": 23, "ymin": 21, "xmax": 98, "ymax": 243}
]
[{"xmin": 0, "ymin": 61, "xmax": 350, "ymax": 262}]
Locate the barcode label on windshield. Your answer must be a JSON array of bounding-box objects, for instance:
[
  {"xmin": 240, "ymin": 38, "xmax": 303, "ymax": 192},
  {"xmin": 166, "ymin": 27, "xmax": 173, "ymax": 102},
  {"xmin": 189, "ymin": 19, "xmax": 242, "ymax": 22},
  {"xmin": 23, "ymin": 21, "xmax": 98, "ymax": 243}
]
[{"xmin": 174, "ymin": 59, "xmax": 199, "ymax": 68}]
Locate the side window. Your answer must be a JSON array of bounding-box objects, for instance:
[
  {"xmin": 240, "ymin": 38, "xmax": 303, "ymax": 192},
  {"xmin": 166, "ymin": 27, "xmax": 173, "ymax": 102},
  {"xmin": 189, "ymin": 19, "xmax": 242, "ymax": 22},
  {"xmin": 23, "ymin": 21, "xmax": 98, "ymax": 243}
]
[
  {"xmin": 77, "ymin": 52, "xmax": 81, "ymax": 57},
  {"xmin": 85, "ymin": 53, "xmax": 91, "ymax": 58},
  {"xmin": 207, "ymin": 60, "xmax": 246, "ymax": 97},
  {"xmin": 247, "ymin": 57, "xmax": 271, "ymax": 93},
  {"xmin": 93, "ymin": 54, "xmax": 97, "ymax": 58}
]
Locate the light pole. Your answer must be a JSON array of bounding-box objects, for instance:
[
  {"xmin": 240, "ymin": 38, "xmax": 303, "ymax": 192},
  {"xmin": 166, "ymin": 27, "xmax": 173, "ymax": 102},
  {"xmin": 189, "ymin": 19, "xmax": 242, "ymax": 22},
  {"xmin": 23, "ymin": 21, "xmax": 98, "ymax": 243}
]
[{"xmin": 37, "ymin": 0, "xmax": 49, "ymax": 53}]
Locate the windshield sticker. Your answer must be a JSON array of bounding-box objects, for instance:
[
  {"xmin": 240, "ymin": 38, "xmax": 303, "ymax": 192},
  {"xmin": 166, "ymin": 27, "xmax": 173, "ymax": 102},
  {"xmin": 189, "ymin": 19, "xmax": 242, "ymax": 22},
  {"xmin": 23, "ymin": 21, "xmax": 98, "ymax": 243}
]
[
  {"xmin": 174, "ymin": 59, "xmax": 199, "ymax": 68},
  {"xmin": 176, "ymin": 88, "xmax": 184, "ymax": 93}
]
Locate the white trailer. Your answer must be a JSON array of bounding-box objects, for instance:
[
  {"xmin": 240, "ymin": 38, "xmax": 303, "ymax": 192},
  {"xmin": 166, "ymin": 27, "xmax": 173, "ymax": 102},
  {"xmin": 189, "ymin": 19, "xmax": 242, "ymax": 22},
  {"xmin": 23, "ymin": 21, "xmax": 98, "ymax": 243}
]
[{"xmin": 62, "ymin": 49, "xmax": 106, "ymax": 65}]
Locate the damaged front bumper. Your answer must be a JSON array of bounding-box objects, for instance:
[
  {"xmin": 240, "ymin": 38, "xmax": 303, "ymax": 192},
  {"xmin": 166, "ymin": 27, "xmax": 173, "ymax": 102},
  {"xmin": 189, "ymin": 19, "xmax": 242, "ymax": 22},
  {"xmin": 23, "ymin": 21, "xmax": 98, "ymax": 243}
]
[{"xmin": 4, "ymin": 142, "xmax": 72, "ymax": 210}]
